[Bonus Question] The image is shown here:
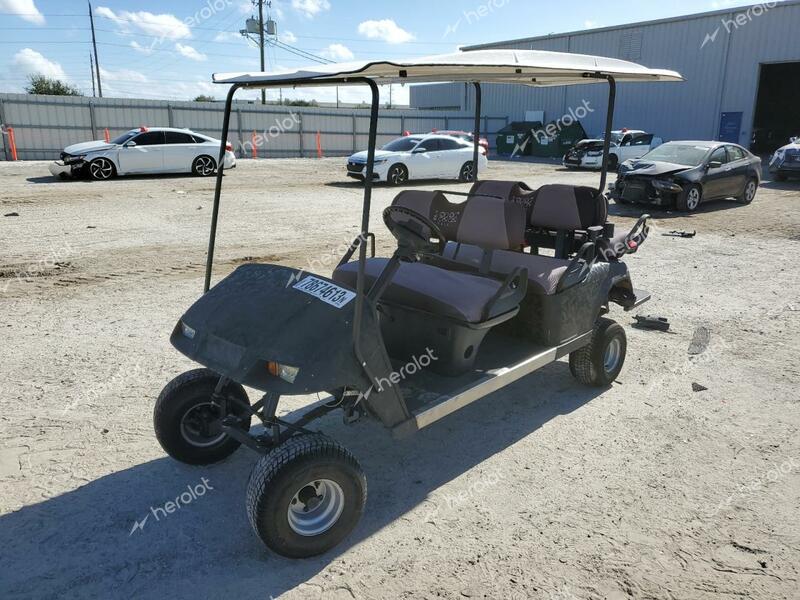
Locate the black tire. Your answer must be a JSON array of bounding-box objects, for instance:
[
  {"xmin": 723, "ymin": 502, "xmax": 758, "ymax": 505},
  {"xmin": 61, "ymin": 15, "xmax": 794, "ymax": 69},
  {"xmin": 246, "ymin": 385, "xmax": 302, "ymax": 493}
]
[
  {"xmin": 192, "ymin": 155, "xmax": 217, "ymax": 177},
  {"xmin": 386, "ymin": 163, "xmax": 408, "ymax": 186},
  {"xmin": 246, "ymin": 433, "xmax": 366, "ymax": 558},
  {"xmin": 607, "ymin": 154, "xmax": 619, "ymax": 172},
  {"xmin": 676, "ymin": 183, "xmax": 702, "ymax": 212},
  {"xmin": 738, "ymin": 178, "xmax": 758, "ymax": 204},
  {"xmin": 458, "ymin": 161, "xmax": 475, "ymax": 182},
  {"xmin": 569, "ymin": 318, "xmax": 627, "ymax": 387},
  {"xmin": 153, "ymin": 368, "xmax": 251, "ymax": 465},
  {"xmin": 87, "ymin": 157, "xmax": 116, "ymax": 181}
]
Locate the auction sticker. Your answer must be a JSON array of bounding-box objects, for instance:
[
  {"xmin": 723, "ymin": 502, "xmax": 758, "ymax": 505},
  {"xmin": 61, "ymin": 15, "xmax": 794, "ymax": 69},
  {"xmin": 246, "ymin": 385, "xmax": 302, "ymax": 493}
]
[{"xmin": 293, "ymin": 276, "xmax": 356, "ymax": 308}]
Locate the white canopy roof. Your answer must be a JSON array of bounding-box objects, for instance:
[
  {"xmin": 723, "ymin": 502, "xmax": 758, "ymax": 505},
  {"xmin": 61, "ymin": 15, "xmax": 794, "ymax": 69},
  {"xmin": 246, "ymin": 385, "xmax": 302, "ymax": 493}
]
[{"xmin": 212, "ymin": 49, "xmax": 683, "ymax": 88}]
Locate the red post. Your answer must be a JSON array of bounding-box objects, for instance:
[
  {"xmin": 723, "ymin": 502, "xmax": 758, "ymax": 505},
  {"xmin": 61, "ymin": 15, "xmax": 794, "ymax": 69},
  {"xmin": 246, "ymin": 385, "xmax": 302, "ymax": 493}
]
[
  {"xmin": 251, "ymin": 130, "xmax": 257, "ymax": 159},
  {"xmin": 104, "ymin": 128, "xmax": 110, "ymax": 143},
  {"xmin": 316, "ymin": 130, "xmax": 322, "ymax": 158},
  {"xmin": 7, "ymin": 127, "xmax": 18, "ymax": 161}
]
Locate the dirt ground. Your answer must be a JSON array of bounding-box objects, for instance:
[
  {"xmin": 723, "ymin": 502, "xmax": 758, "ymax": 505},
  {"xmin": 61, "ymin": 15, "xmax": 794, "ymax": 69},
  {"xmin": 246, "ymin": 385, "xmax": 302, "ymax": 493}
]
[{"xmin": 0, "ymin": 157, "xmax": 798, "ymax": 600}]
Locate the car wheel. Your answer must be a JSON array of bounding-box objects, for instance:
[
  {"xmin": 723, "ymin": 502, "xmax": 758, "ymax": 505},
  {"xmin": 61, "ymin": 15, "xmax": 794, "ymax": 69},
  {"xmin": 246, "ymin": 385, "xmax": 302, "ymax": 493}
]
[
  {"xmin": 607, "ymin": 154, "xmax": 619, "ymax": 172},
  {"xmin": 88, "ymin": 157, "xmax": 115, "ymax": 181},
  {"xmin": 458, "ymin": 161, "xmax": 475, "ymax": 182},
  {"xmin": 192, "ymin": 155, "xmax": 217, "ymax": 177},
  {"xmin": 387, "ymin": 164, "xmax": 408, "ymax": 186},
  {"xmin": 739, "ymin": 178, "xmax": 758, "ymax": 204},
  {"xmin": 153, "ymin": 368, "xmax": 251, "ymax": 465},
  {"xmin": 246, "ymin": 433, "xmax": 366, "ymax": 558},
  {"xmin": 676, "ymin": 184, "xmax": 702, "ymax": 212}
]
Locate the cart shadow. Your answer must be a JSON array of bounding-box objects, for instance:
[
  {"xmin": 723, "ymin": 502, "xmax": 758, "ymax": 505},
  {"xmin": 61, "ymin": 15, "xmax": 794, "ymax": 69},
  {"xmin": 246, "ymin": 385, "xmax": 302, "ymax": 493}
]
[
  {"xmin": 0, "ymin": 362, "xmax": 603, "ymax": 599},
  {"xmin": 607, "ymin": 198, "xmax": 750, "ymax": 219}
]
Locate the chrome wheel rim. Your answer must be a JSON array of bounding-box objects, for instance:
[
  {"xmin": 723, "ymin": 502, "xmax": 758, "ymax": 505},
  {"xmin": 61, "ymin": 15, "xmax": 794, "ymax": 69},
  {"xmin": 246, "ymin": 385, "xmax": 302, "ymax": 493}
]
[
  {"xmin": 461, "ymin": 162, "xmax": 474, "ymax": 181},
  {"xmin": 90, "ymin": 159, "xmax": 113, "ymax": 180},
  {"xmin": 287, "ymin": 479, "xmax": 345, "ymax": 537},
  {"xmin": 687, "ymin": 188, "xmax": 701, "ymax": 210},
  {"xmin": 745, "ymin": 182, "xmax": 756, "ymax": 202},
  {"xmin": 603, "ymin": 338, "xmax": 622, "ymax": 374},
  {"xmin": 179, "ymin": 401, "xmax": 225, "ymax": 447},
  {"xmin": 390, "ymin": 167, "xmax": 406, "ymax": 185},
  {"xmin": 196, "ymin": 156, "xmax": 215, "ymax": 176}
]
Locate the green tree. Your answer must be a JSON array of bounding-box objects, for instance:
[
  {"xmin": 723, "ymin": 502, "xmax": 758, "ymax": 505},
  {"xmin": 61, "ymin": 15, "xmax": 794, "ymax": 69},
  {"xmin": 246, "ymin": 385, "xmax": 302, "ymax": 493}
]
[
  {"xmin": 25, "ymin": 75, "xmax": 83, "ymax": 96},
  {"xmin": 194, "ymin": 95, "xmax": 215, "ymax": 102}
]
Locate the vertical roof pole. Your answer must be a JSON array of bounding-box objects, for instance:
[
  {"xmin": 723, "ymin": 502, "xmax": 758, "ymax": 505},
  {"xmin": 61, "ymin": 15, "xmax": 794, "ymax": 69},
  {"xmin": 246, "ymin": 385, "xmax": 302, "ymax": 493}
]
[
  {"xmin": 472, "ymin": 82, "xmax": 482, "ymax": 182},
  {"xmin": 598, "ymin": 76, "xmax": 616, "ymax": 194},
  {"xmin": 204, "ymin": 84, "xmax": 238, "ymax": 292},
  {"xmin": 352, "ymin": 78, "xmax": 380, "ymax": 356}
]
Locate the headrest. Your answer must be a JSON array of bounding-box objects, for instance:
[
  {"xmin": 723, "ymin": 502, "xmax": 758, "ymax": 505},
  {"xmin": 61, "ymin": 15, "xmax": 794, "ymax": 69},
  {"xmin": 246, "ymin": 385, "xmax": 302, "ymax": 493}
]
[
  {"xmin": 530, "ymin": 184, "xmax": 605, "ymax": 231},
  {"xmin": 470, "ymin": 179, "xmax": 537, "ymax": 220},
  {"xmin": 393, "ymin": 190, "xmax": 525, "ymax": 250}
]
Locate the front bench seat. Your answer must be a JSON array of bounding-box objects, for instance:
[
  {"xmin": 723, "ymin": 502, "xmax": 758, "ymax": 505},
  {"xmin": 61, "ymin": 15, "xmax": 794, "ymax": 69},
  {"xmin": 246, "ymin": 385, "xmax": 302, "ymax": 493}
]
[{"xmin": 333, "ymin": 258, "xmax": 520, "ymax": 323}]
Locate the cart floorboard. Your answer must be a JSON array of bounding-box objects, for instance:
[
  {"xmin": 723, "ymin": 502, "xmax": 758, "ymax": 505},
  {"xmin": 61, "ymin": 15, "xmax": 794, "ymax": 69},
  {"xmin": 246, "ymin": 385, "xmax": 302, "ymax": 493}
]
[{"xmin": 393, "ymin": 329, "xmax": 591, "ymax": 435}]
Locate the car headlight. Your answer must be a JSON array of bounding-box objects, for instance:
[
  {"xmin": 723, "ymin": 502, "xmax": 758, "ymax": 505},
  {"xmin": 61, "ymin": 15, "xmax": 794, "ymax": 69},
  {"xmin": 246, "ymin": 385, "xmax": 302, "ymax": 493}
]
[
  {"xmin": 651, "ymin": 179, "xmax": 683, "ymax": 193},
  {"xmin": 63, "ymin": 154, "xmax": 87, "ymax": 164},
  {"xmin": 266, "ymin": 361, "xmax": 299, "ymax": 384},
  {"xmin": 372, "ymin": 158, "xmax": 388, "ymax": 164}
]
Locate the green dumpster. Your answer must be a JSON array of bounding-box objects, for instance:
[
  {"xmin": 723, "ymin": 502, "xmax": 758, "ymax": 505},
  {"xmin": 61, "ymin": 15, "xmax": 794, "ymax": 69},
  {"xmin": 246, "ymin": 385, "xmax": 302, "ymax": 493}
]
[
  {"xmin": 528, "ymin": 120, "xmax": 588, "ymax": 158},
  {"xmin": 495, "ymin": 121, "xmax": 543, "ymax": 156}
]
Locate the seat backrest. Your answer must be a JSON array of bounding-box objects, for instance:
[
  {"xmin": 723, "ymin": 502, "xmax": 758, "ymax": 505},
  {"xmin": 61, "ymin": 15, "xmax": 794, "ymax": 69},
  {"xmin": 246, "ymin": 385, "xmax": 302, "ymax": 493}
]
[
  {"xmin": 392, "ymin": 190, "xmax": 525, "ymax": 250},
  {"xmin": 530, "ymin": 184, "xmax": 606, "ymax": 231},
  {"xmin": 470, "ymin": 180, "xmax": 537, "ymax": 220}
]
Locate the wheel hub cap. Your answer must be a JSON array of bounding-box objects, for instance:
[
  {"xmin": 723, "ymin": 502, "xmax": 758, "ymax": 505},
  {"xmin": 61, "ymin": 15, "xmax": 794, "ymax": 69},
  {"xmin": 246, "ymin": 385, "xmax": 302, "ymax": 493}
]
[
  {"xmin": 603, "ymin": 338, "xmax": 622, "ymax": 373},
  {"xmin": 688, "ymin": 190, "xmax": 700, "ymax": 209},
  {"xmin": 180, "ymin": 402, "xmax": 225, "ymax": 447},
  {"xmin": 287, "ymin": 479, "xmax": 345, "ymax": 536}
]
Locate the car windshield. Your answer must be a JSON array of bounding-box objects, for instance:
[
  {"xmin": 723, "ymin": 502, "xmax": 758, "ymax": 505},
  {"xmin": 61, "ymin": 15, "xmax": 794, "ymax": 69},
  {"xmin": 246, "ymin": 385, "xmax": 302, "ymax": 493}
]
[
  {"xmin": 642, "ymin": 143, "xmax": 711, "ymax": 166},
  {"xmin": 382, "ymin": 137, "xmax": 422, "ymax": 152},
  {"xmin": 112, "ymin": 131, "xmax": 138, "ymax": 145}
]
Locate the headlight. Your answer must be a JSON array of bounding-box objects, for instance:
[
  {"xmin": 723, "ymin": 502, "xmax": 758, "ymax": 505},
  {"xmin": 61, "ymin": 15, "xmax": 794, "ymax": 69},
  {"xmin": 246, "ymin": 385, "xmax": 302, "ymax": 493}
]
[
  {"xmin": 651, "ymin": 179, "xmax": 683, "ymax": 193},
  {"xmin": 266, "ymin": 361, "xmax": 299, "ymax": 384},
  {"xmin": 372, "ymin": 158, "xmax": 388, "ymax": 164},
  {"xmin": 180, "ymin": 321, "xmax": 196, "ymax": 339},
  {"xmin": 63, "ymin": 154, "xmax": 87, "ymax": 164}
]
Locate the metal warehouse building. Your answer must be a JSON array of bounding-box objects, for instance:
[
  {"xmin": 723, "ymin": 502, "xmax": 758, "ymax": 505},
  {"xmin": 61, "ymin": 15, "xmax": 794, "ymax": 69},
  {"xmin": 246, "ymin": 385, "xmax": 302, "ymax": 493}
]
[{"xmin": 410, "ymin": 1, "xmax": 800, "ymax": 153}]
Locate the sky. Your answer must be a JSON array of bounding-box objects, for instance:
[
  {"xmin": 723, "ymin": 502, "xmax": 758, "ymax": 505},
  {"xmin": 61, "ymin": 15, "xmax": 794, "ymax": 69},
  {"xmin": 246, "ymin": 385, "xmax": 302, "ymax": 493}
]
[{"xmin": 0, "ymin": 0, "xmax": 766, "ymax": 104}]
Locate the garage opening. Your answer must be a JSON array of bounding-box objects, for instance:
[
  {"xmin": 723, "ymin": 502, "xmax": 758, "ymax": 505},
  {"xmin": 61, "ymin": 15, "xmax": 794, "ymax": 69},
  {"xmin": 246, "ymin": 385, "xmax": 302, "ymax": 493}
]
[{"xmin": 751, "ymin": 62, "xmax": 800, "ymax": 154}]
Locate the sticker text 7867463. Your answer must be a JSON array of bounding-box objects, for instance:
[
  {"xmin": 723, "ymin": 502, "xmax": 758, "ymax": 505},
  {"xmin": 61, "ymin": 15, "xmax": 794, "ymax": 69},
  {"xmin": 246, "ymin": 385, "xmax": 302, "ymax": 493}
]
[{"xmin": 293, "ymin": 276, "xmax": 356, "ymax": 309}]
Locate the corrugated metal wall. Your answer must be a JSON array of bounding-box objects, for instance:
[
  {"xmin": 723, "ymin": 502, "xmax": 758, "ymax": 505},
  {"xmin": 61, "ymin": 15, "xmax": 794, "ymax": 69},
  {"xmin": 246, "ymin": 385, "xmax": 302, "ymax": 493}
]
[
  {"xmin": 410, "ymin": 1, "xmax": 800, "ymax": 147},
  {"xmin": 0, "ymin": 93, "xmax": 508, "ymax": 161}
]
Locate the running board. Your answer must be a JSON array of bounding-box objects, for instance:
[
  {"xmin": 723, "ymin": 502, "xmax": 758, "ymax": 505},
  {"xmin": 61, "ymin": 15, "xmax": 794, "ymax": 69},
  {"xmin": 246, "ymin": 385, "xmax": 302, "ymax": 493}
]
[
  {"xmin": 624, "ymin": 288, "xmax": 651, "ymax": 311},
  {"xmin": 392, "ymin": 332, "xmax": 590, "ymax": 437}
]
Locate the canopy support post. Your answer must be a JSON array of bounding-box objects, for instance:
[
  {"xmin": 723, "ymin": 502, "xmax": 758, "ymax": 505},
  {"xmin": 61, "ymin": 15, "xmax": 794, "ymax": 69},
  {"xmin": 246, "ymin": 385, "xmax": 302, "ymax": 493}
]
[
  {"xmin": 352, "ymin": 79, "xmax": 380, "ymax": 365},
  {"xmin": 598, "ymin": 76, "xmax": 617, "ymax": 194},
  {"xmin": 204, "ymin": 84, "xmax": 238, "ymax": 292},
  {"xmin": 472, "ymin": 82, "xmax": 482, "ymax": 182}
]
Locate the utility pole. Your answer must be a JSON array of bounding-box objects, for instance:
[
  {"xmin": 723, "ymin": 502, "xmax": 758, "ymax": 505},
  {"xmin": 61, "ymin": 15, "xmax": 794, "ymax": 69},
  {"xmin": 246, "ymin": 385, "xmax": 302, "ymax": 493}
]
[
  {"xmin": 89, "ymin": 52, "xmax": 96, "ymax": 97},
  {"xmin": 258, "ymin": 0, "xmax": 266, "ymax": 105},
  {"xmin": 88, "ymin": 1, "xmax": 102, "ymax": 97}
]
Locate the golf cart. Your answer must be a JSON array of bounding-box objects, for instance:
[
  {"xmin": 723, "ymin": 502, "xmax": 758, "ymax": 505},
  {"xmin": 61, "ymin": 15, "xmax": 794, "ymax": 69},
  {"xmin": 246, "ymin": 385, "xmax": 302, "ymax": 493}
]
[{"xmin": 153, "ymin": 50, "xmax": 682, "ymax": 558}]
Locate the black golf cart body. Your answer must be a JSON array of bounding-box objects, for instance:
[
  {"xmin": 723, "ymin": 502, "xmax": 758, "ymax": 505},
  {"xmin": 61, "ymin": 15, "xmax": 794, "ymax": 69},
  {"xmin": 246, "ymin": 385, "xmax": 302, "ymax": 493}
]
[{"xmin": 156, "ymin": 49, "xmax": 683, "ymax": 557}]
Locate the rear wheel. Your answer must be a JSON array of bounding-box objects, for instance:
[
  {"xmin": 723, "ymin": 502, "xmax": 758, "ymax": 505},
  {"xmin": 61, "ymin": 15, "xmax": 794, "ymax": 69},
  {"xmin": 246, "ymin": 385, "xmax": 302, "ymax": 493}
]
[
  {"xmin": 459, "ymin": 161, "xmax": 475, "ymax": 182},
  {"xmin": 246, "ymin": 433, "xmax": 366, "ymax": 558},
  {"xmin": 607, "ymin": 154, "xmax": 619, "ymax": 172},
  {"xmin": 676, "ymin": 184, "xmax": 702, "ymax": 212},
  {"xmin": 192, "ymin": 155, "xmax": 217, "ymax": 177},
  {"xmin": 569, "ymin": 318, "xmax": 627, "ymax": 387},
  {"xmin": 154, "ymin": 368, "xmax": 251, "ymax": 465},
  {"xmin": 88, "ymin": 157, "xmax": 115, "ymax": 181},
  {"xmin": 739, "ymin": 178, "xmax": 758, "ymax": 204},
  {"xmin": 387, "ymin": 163, "xmax": 408, "ymax": 186}
]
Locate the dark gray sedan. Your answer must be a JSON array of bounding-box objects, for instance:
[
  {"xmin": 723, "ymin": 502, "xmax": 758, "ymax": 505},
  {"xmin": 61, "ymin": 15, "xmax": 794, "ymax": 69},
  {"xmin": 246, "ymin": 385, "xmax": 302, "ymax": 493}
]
[{"xmin": 610, "ymin": 141, "xmax": 761, "ymax": 212}]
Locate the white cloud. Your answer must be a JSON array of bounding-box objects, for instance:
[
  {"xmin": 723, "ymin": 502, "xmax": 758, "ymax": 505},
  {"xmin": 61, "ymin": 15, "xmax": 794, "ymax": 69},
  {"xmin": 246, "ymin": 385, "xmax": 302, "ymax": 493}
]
[
  {"xmin": 95, "ymin": 6, "xmax": 191, "ymax": 40},
  {"xmin": 282, "ymin": 30, "xmax": 298, "ymax": 43},
  {"xmin": 214, "ymin": 31, "xmax": 245, "ymax": 43},
  {"xmin": 291, "ymin": 0, "xmax": 330, "ymax": 19},
  {"xmin": 11, "ymin": 48, "xmax": 66, "ymax": 80},
  {"xmin": 584, "ymin": 20, "xmax": 600, "ymax": 29},
  {"xmin": 175, "ymin": 43, "xmax": 207, "ymax": 62},
  {"xmin": 357, "ymin": 19, "xmax": 414, "ymax": 44},
  {"xmin": 0, "ymin": 0, "xmax": 44, "ymax": 25},
  {"xmin": 129, "ymin": 41, "xmax": 154, "ymax": 55},
  {"xmin": 320, "ymin": 43, "xmax": 353, "ymax": 61},
  {"xmin": 99, "ymin": 67, "xmax": 148, "ymax": 83}
]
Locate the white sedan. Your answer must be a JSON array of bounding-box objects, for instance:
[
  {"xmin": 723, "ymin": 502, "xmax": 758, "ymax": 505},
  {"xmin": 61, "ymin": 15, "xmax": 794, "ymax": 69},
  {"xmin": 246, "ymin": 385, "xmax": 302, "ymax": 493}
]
[
  {"xmin": 49, "ymin": 127, "xmax": 236, "ymax": 180},
  {"xmin": 346, "ymin": 134, "xmax": 489, "ymax": 185},
  {"xmin": 563, "ymin": 129, "xmax": 662, "ymax": 171}
]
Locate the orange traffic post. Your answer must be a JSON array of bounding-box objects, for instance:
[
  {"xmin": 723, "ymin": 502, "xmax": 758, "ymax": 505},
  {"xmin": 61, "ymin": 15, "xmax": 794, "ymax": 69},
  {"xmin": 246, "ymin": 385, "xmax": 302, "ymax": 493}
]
[
  {"xmin": 104, "ymin": 128, "xmax": 110, "ymax": 143},
  {"xmin": 316, "ymin": 130, "xmax": 322, "ymax": 158},
  {"xmin": 251, "ymin": 130, "xmax": 257, "ymax": 159},
  {"xmin": 7, "ymin": 127, "xmax": 18, "ymax": 161}
]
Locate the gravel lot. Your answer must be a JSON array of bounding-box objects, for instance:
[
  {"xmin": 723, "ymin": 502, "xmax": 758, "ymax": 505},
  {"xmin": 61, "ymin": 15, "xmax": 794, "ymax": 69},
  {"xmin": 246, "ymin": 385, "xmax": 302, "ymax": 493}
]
[{"xmin": 1, "ymin": 157, "xmax": 798, "ymax": 600}]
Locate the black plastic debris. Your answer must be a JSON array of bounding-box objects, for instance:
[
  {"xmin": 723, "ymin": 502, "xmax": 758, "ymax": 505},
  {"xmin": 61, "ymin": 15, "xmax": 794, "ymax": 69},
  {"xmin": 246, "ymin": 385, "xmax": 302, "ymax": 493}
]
[
  {"xmin": 662, "ymin": 230, "xmax": 696, "ymax": 238},
  {"xmin": 633, "ymin": 315, "xmax": 670, "ymax": 331}
]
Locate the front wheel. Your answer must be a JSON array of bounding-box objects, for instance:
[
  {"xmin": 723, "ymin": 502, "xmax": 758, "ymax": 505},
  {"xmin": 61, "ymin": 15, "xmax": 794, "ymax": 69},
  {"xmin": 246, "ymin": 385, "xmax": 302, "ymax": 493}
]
[
  {"xmin": 246, "ymin": 433, "xmax": 366, "ymax": 558},
  {"xmin": 739, "ymin": 178, "xmax": 758, "ymax": 204},
  {"xmin": 458, "ymin": 161, "xmax": 475, "ymax": 182},
  {"xmin": 192, "ymin": 155, "xmax": 217, "ymax": 177},
  {"xmin": 569, "ymin": 318, "xmax": 627, "ymax": 387},
  {"xmin": 153, "ymin": 369, "xmax": 251, "ymax": 465},
  {"xmin": 88, "ymin": 157, "xmax": 115, "ymax": 181},
  {"xmin": 676, "ymin": 184, "xmax": 702, "ymax": 212},
  {"xmin": 386, "ymin": 163, "xmax": 408, "ymax": 186}
]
